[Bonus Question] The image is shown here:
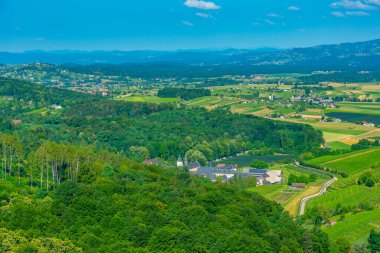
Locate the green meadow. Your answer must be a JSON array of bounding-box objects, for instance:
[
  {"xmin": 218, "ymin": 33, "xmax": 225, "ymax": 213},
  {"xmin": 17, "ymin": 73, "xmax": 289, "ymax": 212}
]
[{"xmin": 327, "ymin": 141, "xmax": 351, "ymax": 151}]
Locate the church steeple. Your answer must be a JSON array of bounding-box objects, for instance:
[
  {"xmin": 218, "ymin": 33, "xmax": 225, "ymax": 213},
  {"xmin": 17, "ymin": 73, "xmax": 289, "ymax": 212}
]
[
  {"xmin": 184, "ymin": 154, "xmax": 188, "ymax": 166},
  {"xmin": 177, "ymin": 155, "xmax": 183, "ymax": 167}
]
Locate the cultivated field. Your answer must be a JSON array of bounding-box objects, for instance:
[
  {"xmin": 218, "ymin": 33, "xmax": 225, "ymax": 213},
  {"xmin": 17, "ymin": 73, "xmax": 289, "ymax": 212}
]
[
  {"xmin": 116, "ymin": 95, "xmax": 180, "ymax": 103},
  {"xmin": 308, "ymin": 148, "xmax": 380, "ymax": 175},
  {"xmin": 308, "ymin": 184, "xmax": 380, "ymax": 211},
  {"xmin": 323, "ymin": 209, "xmax": 380, "ymax": 244}
]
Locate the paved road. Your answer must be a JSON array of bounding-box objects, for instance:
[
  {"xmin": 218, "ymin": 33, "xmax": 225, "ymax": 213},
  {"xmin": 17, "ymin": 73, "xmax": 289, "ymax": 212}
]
[{"xmin": 298, "ymin": 176, "xmax": 338, "ymax": 216}]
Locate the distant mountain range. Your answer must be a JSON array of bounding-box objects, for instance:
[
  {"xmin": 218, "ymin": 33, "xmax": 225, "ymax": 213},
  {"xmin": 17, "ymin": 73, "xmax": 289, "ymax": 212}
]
[{"xmin": 1, "ymin": 39, "xmax": 380, "ymax": 71}]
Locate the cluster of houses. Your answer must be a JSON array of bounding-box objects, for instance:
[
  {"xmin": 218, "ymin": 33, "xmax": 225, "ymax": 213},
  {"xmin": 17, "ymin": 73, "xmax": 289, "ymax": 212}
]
[{"xmin": 176, "ymin": 155, "xmax": 283, "ymax": 185}]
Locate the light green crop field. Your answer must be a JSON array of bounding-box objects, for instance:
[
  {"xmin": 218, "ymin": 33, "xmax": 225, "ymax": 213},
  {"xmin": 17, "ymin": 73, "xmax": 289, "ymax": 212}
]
[
  {"xmin": 307, "ymin": 147, "xmax": 380, "ymax": 165},
  {"xmin": 116, "ymin": 96, "xmax": 181, "ymax": 103},
  {"xmin": 308, "ymin": 185, "xmax": 380, "ymax": 211},
  {"xmin": 326, "ymin": 102, "xmax": 380, "ymax": 115},
  {"xmin": 323, "ymin": 209, "xmax": 380, "ymax": 244},
  {"xmin": 323, "ymin": 149, "xmax": 380, "ymax": 175}
]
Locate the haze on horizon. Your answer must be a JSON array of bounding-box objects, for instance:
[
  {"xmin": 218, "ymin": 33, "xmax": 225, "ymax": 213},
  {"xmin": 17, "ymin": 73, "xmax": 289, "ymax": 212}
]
[{"xmin": 1, "ymin": 0, "xmax": 380, "ymax": 52}]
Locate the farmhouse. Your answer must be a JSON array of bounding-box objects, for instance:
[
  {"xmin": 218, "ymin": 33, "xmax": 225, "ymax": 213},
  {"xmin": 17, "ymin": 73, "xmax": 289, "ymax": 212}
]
[
  {"xmin": 292, "ymin": 183, "xmax": 306, "ymax": 189},
  {"xmin": 241, "ymin": 169, "xmax": 283, "ymax": 185},
  {"xmin": 177, "ymin": 155, "xmax": 283, "ymax": 185}
]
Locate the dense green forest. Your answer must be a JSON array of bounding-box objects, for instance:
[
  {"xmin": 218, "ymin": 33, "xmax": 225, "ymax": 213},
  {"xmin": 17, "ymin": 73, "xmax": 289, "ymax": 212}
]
[
  {"xmin": 0, "ymin": 149, "xmax": 330, "ymax": 252},
  {"xmin": 157, "ymin": 87, "xmax": 211, "ymax": 100},
  {"xmin": 0, "ymin": 77, "xmax": 329, "ymax": 252}
]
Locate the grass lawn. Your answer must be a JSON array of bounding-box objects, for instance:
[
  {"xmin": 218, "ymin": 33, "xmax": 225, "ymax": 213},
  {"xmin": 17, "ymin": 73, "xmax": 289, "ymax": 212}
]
[
  {"xmin": 248, "ymin": 184, "xmax": 286, "ymax": 200},
  {"xmin": 327, "ymin": 141, "xmax": 352, "ymax": 151},
  {"xmin": 323, "ymin": 209, "xmax": 380, "ymax": 244},
  {"xmin": 116, "ymin": 96, "xmax": 181, "ymax": 103}
]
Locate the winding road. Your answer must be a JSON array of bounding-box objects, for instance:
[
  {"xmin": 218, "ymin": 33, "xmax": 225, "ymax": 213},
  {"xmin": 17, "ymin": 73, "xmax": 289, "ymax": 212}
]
[
  {"xmin": 298, "ymin": 176, "xmax": 337, "ymax": 216},
  {"xmin": 295, "ymin": 162, "xmax": 338, "ymax": 216}
]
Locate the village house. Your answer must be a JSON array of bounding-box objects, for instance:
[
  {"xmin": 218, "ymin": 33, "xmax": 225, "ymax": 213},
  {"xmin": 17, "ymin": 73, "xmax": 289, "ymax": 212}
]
[{"xmin": 177, "ymin": 155, "xmax": 283, "ymax": 185}]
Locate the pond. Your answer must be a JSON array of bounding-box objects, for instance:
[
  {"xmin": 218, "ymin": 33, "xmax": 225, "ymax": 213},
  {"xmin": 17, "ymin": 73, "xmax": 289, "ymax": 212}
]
[{"xmin": 326, "ymin": 112, "xmax": 380, "ymax": 125}]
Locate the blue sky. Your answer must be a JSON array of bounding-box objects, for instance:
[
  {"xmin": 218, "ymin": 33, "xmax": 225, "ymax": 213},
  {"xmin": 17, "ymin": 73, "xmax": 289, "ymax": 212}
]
[{"xmin": 1, "ymin": 0, "xmax": 380, "ymax": 51}]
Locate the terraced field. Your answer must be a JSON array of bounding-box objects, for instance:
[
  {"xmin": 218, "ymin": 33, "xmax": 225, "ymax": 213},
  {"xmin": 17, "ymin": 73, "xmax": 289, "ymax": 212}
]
[{"xmin": 308, "ymin": 185, "xmax": 380, "ymax": 211}]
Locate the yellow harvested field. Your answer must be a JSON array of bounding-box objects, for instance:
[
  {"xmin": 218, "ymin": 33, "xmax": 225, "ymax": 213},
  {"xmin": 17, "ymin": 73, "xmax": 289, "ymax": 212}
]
[
  {"xmin": 340, "ymin": 139, "xmax": 361, "ymax": 145},
  {"xmin": 301, "ymin": 115, "xmax": 322, "ymax": 119},
  {"xmin": 340, "ymin": 130, "xmax": 380, "ymax": 145},
  {"xmin": 231, "ymin": 107, "xmax": 249, "ymax": 114},
  {"xmin": 284, "ymin": 182, "xmax": 324, "ymax": 216},
  {"xmin": 251, "ymin": 108, "xmax": 273, "ymax": 116},
  {"xmin": 362, "ymin": 85, "xmax": 380, "ymax": 91}
]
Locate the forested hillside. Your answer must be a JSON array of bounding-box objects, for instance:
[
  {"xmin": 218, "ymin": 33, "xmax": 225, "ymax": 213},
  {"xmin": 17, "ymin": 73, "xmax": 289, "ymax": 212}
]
[
  {"xmin": 157, "ymin": 87, "xmax": 211, "ymax": 100},
  {"xmin": 0, "ymin": 77, "xmax": 324, "ymax": 165},
  {"xmin": 0, "ymin": 78, "xmax": 329, "ymax": 252}
]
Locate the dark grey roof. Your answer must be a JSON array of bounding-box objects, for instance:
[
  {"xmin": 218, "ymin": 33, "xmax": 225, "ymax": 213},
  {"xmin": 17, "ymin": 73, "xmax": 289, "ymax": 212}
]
[
  {"xmin": 249, "ymin": 169, "xmax": 268, "ymax": 173},
  {"xmin": 187, "ymin": 161, "xmax": 201, "ymax": 169},
  {"xmin": 190, "ymin": 166, "xmax": 236, "ymax": 182},
  {"xmin": 237, "ymin": 173, "xmax": 263, "ymax": 179},
  {"xmin": 216, "ymin": 164, "xmax": 236, "ymax": 170}
]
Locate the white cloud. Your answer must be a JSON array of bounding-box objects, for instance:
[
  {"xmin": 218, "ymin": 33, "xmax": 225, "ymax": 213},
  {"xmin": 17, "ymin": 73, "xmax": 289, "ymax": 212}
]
[
  {"xmin": 287, "ymin": 6, "xmax": 300, "ymax": 11},
  {"xmin": 346, "ymin": 10, "xmax": 370, "ymax": 15},
  {"xmin": 331, "ymin": 11, "xmax": 346, "ymax": 17},
  {"xmin": 264, "ymin": 19, "xmax": 275, "ymax": 25},
  {"xmin": 330, "ymin": 0, "xmax": 377, "ymax": 10},
  {"xmin": 365, "ymin": 0, "xmax": 380, "ymax": 5},
  {"xmin": 267, "ymin": 13, "xmax": 283, "ymax": 18},
  {"xmin": 182, "ymin": 20, "xmax": 194, "ymax": 26},
  {"xmin": 184, "ymin": 0, "xmax": 221, "ymax": 10},
  {"xmin": 196, "ymin": 12, "xmax": 211, "ymax": 18},
  {"xmin": 331, "ymin": 10, "xmax": 371, "ymax": 17}
]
